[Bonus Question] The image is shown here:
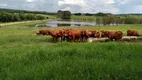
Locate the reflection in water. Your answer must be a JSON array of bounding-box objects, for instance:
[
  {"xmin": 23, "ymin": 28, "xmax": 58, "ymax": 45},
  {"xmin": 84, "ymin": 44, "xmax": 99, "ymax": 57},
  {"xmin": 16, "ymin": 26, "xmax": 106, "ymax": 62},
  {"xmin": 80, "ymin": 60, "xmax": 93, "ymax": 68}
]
[
  {"xmin": 74, "ymin": 24, "xmax": 81, "ymax": 26},
  {"xmin": 35, "ymin": 21, "xmax": 96, "ymax": 27},
  {"xmin": 57, "ymin": 23, "xmax": 71, "ymax": 26}
]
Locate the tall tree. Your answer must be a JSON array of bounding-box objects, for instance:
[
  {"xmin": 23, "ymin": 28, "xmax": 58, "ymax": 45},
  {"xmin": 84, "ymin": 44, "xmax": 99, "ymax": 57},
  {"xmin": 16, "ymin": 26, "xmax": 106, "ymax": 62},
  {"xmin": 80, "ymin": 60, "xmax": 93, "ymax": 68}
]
[{"xmin": 57, "ymin": 10, "xmax": 71, "ymax": 19}]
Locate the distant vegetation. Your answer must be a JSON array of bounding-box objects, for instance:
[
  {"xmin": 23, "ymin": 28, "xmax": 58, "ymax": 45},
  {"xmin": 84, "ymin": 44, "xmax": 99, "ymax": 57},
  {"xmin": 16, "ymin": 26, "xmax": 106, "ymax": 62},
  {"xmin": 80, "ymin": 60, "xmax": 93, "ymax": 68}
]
[
  {"xmin": 0, "ymin": 8, "xmax": 56, "ymax": 22},
  {"xmin": 57, "ymin": 10, "xmax": 71, "ymax": 19},
  {"xmin": 0, "ymin": 12, "xmax": 48, "ymax": 22},
  {"xmin": 95, "ymin": 15, "xmax": 142, "ymax": 26},
  {"xmin": 72, "ymin": 12, "xmax": 142, "ymax": 26},
  {"xmin": 73, "ymin": 12, "xmax": 142, "ymax": 16},
  {"xmin": 1, "ymin": 8, "xmax": 142, "ymax": 26},
  {"xmin": 0, "ymin": 8, "xmax": 56, "ymax": 15},
  {"xmin": 71, "ymin": 15, "xmax": 96, "ymax": 22}
]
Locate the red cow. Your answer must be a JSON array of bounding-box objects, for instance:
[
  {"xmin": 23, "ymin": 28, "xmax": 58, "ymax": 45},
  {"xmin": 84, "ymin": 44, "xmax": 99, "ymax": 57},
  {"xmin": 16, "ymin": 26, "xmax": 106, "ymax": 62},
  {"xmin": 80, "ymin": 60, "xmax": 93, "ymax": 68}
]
[
  {"xmin": 61, "ymin": 29, "xmax": 72, "ymax": 42},
  {"xmin": 81, "ymin": 30, "xmax": 92, "ymax": 41},
  {"xmin": 101, "ymin": 31, "xmax": 109, "ymax": 38},
  {"xmin": 101, "ymin": 31, "xmax": 123, "ymax": 41},
  {"xmin": 68, "ymin": 30, "xmax": 82, "ymax": 42},
  {"xmin": 127, "ymin": 30, "xmax": 141, "ymax": 36},
  {"xmin": 81, "ymin": 30, "xmax": 100, "ymax": 42},
  {"xmin": 91, "ymin": 30, "xmax": 100, "ymax": 38},
  {"xmin": 47, "ymin": 30, "xmax": 63, "ymax": 42},
  {"xmin": 36, "ymin": 30, "xmax": 49, "ymax": 35},
  {"xmin": 81, "ymin": 30, "xmax": 89, "ymax": 42}
]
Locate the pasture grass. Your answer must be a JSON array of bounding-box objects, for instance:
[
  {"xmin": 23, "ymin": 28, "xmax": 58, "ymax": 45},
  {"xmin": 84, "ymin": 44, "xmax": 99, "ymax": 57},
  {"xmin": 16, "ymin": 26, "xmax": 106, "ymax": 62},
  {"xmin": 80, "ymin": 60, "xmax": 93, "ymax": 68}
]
[
  {"xmin": 71, "ymin": 15, "xmax": 96, "ymax": 22},
  {"xmin": 0, "ymin": 20, "xmax": 142, "ymax": 80}
]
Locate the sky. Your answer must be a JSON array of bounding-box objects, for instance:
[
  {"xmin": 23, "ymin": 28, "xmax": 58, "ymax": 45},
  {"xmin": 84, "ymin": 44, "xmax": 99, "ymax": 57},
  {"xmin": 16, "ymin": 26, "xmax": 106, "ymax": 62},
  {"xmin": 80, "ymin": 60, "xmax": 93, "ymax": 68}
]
[{"xmin": 0, "ymin": 0, "xmax": 142, "ymax": 14}]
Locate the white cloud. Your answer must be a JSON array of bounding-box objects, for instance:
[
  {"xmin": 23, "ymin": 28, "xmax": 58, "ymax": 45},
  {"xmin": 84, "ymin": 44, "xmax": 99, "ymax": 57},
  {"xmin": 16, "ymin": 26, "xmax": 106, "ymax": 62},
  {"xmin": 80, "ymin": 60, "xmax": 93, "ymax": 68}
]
[
  {"xmin": 58, "ymin": 0, "xmax": 86, "ymax": 6},
  {"xmin": 120, "ymin": 0, "xmax": 128, "ymax": 4},
  {"xmin": 58, "ymin": 0, "xmax": 118, "ymax": 13},
  {"xmin": 26, "ymin": 0, "xmax": 34, "ymax": 2},
  {"xmin": 114, "ymin": 0, "xmax": 128, "ymax": 4},
  {"xmin": 106, "ymin": 0, "xmax": 115, "ymax": 4},
  {"xmin": 59, "ymin": 0, "xmax": 84, "ymax": 4},
  {"xmin": 58, "ymin": 0, "xmax": 87, "ymax": 12},
  {"xmin": 1, "ymin": 0, "xmax": 142, "ymax": 13},
  {"xmin": 0, "ymin": 3, "xmax": 7, "ymax": 6}
]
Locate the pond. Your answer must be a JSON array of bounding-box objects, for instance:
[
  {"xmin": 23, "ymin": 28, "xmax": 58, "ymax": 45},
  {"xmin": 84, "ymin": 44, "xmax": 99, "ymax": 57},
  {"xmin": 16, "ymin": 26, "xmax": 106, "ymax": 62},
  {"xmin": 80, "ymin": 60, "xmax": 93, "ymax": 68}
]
[{"xmin": 35, "ymin": 21, "xmax": 96, "ymax": 27}]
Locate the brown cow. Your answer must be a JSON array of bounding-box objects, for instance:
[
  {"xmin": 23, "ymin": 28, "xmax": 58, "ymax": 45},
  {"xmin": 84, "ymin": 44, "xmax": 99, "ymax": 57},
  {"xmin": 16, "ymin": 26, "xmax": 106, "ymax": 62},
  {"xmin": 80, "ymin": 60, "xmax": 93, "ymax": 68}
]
[
  {"xmin": 91, "ymin": 30, "xmax": 100, "ymax": 38},
  {"xmin": 47, "ymin": 30, "xmax": 63, "ymax": 42},
  {"xmin": 101, "ymin": 31, "xmax": 109, "ymax": 38},
  {"xmin": 81, "ymin": 30, "xmax": 100, "ymax": 42},
  {"xmin": 80, "ymin": 30, "xmax": 89, "ymax": 42},
  {"xmin": 36, "ymin": 30, "xmax": 49, "ymax": 35},
  {"xmin": 61, "ymin": 29, "xmax": 72, "ymax": 42},
  {"xmin": 101, "ymin": 31, "xmax": 123, "ymax": 41},
  {"xmin": 68, "ymin": 30, "xmax": 82, "ymax": 42},
  {"xmin": 127, "ymin": 30, "xmax": 141, "ymax": 36}
]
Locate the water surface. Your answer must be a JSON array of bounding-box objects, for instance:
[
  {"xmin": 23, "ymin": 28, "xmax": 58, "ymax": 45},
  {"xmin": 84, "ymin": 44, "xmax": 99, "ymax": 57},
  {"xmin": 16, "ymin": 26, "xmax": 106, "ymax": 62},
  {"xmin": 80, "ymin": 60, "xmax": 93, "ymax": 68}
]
[{"xmin": 35, "ymin": 21, "xmax": 96, "ymax": 27}]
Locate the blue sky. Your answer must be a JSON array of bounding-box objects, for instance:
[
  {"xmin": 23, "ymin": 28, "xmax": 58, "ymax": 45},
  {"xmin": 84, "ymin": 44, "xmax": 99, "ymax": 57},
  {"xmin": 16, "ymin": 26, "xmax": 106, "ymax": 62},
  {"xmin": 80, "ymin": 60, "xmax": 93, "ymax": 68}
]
[{"xmin": 0, "ymin": 0, "xmax": 142, "ymax": 14}]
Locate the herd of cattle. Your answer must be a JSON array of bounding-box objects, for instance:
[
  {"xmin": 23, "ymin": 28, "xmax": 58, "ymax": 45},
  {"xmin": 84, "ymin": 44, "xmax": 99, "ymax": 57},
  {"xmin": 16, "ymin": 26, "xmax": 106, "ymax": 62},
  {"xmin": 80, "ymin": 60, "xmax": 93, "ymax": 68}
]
[{"xmin": 36, "ymin": 29, "xmax": 142, "ymax": 42}]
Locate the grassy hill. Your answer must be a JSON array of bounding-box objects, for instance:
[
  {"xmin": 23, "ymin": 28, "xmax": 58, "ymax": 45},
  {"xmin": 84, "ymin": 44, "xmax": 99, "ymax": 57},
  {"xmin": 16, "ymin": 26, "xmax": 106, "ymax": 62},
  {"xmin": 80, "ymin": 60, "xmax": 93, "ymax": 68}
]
[{"xmin": 0, "ymin": 20, "xmax": 142, "ymax": 79}]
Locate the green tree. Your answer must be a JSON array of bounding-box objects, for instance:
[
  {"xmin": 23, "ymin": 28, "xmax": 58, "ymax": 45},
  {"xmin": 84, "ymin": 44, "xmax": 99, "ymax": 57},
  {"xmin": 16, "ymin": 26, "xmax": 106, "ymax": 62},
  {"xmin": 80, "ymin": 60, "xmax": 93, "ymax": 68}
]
[{"xmin": 57, "ymin": 10, "xmax": 71, "ymax": 19}]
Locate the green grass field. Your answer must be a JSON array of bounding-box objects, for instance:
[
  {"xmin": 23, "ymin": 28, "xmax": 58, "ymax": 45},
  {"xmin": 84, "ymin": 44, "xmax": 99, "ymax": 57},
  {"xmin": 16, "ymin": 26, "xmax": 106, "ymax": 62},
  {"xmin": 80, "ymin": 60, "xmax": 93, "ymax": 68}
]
[
  {"xmin": 71, "ymin": 15, "xmax": 96, "ymax": 22},
  {"xmin": 0, "ymin": 20, "xmax": 142, "ymax": 80}
]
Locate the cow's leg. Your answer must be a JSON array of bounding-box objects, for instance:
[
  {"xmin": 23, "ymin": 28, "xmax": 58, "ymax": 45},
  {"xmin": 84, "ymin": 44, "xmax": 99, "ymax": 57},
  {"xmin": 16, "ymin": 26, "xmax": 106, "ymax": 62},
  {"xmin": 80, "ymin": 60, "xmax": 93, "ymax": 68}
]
[
  {"xmin": 110, "ymin": 38, "xmax": 113, "ymax": 41},
  {"xmin": 79, "ymin": 37, "xmax": 82, "ymax": 42},
  {"xmin": 55, "ymin": 37, "xmax": 59, "ymax": 42},
  {"xmin": 61, "ymin": 36, "xmax": 63, "ymax": 42},
  {"xmin": 81, "ymin": 36, "xmax": 84, "ymax": 42},
  {"xmin": 68, "ymin": 37, "xmax": 71, "ymax": 42},
  {"xmin": 73, "ymin": 36, "xmax": 76, "ymax": 42},
  {"xmin": 52, "ymin": 37, "xmax": 55, "ymax": 42}
]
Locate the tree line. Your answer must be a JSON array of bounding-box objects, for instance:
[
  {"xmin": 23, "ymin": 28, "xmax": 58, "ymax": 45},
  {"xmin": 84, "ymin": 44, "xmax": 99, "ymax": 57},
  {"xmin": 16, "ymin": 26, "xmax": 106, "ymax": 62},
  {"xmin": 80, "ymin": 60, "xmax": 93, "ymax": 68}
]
[
  {"xmin": 0, "ymin": 8, "xmax": 56, "ymax": 15},
  {"xmin": 74, "ymin": 12, "xmax": 112, "ymax": 16},
  {"xmin": 0, "ymin": 11, "xmax": 48, "ymax": 22},
  {"xmin": 96, "ymin": 16, "xmax": 142, "ymax": 26},
  {"xmin": 73, "ymin": 12, "xmax": 142, "ymax": 25}
]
